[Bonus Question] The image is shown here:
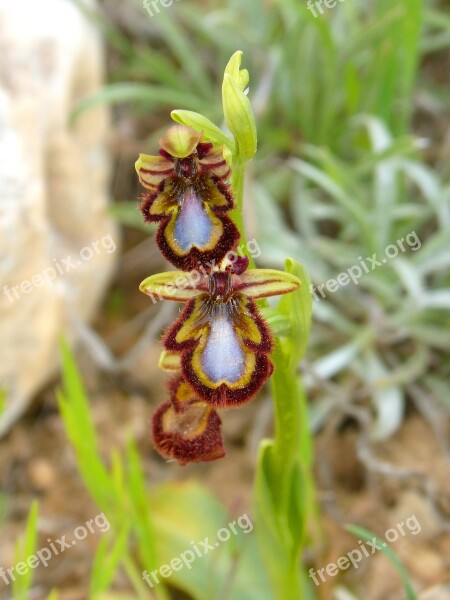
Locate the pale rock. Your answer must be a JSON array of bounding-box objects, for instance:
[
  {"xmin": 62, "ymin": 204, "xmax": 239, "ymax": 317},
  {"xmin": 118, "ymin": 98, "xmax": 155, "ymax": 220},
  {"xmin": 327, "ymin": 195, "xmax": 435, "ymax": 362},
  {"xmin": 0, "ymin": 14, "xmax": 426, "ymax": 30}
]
[{"xmin": 0, "ymin": 0, "xmax": 118, "ymax": 435}]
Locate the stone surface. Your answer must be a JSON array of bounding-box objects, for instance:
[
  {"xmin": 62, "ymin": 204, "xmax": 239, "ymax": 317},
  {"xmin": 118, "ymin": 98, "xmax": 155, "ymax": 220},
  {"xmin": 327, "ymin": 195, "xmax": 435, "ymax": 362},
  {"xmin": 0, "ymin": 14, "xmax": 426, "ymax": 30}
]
[{"xmin": 0, "ymin": 0, "xmax": 118, "ymax": 435}]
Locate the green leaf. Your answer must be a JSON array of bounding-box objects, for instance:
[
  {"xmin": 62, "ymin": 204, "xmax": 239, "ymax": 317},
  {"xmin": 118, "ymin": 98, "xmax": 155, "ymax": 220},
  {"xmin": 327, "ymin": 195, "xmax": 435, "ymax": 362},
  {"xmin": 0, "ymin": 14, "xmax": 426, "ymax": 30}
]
[
  {"xmin": 275, "ymin": 258, "xmax": 312, "ymax": 369},
  {"xmin": 153, "ymin": 7, "xmax": 213, "ymax": 96},
  {"xmin": 254, "ymin": 442, "xmax": 293, "ymax": 588},
  {"xmin": 346, "ymin": 524, "xmax": 419, "ymax": 600},
  {"xmin": 57, "ymin": 340, "xmax": 116, "ymax": 514},
  {"xmin": 260, "ymin": 308, "xmax": 291, "ymax": 337},
  {"xmin": 0, "ymin": 388, "xmax": 6, "ymax": 418},
  {"xmin": 12, "ymin": 501, "xmax": 39, "ymax": 600},
  {"xmin": 150, "ymin": 480, "xmax": 271, "ymax": 600},
  {"xmin": 70, "ymin": 83, "xmax": 202, "ymax": 125},
  {"xmin": 125, "ymin": 439, "xmax": 159, "ymax": 571},
  {"xmin": 90, "ymin": 523, "xmax": 130, "ymax": 599},
  {"xmin": 223, "ymin": 74, "xmax": 257, "ymax": 160},
  {"xmin": 285, "ymin": 459, "xmax": 307, "ymax": 557},
  {"xmin": 289, "ymin": 158, "xmax": 369, "ymax": 236},
  {"xmin": 57, "ymin": 341, "xmax": 167, "ymax": 600},
  {"xmin": 255, "ymin": 257, "xmax": 316, "ymax": 598}
]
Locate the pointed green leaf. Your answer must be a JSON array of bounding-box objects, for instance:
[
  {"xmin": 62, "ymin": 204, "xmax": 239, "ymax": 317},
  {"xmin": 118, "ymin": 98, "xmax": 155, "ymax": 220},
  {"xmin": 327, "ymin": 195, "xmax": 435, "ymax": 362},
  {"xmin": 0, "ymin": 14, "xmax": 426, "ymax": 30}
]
[
  {"xmin": 12, "ymin": 501, "xmax": 39, "ymax": 599},
  {"xmin": 275, "ymin": 259, "xmax": 312, "ymax": 368},
  {"xmin": 346, "ymin": 524, "xmax": 419, "ymax": 600},
  {"xmin": 90, "ymin": 523, "xmax": 129, "ymax": 599}
]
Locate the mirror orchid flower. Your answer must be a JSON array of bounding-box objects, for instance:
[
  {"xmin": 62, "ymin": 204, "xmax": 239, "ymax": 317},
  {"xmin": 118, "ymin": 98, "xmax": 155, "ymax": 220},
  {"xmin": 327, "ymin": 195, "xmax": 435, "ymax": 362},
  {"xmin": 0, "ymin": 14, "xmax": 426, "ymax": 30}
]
[
  {"xmin": 140, "ymin": 258, "xmax": 300, "ymax": 407},
  {"xmin": 135, "ymin": 125, "xmax": 239, "ymax": 270}
]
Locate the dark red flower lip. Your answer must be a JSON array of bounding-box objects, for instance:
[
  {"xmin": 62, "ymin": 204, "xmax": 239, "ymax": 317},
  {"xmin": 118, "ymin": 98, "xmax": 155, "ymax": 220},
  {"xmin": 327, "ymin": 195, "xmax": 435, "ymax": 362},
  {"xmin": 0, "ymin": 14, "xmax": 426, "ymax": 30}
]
[{"xmin": 152, "ymin": 398, "xmax": 225, "ymax": 466}]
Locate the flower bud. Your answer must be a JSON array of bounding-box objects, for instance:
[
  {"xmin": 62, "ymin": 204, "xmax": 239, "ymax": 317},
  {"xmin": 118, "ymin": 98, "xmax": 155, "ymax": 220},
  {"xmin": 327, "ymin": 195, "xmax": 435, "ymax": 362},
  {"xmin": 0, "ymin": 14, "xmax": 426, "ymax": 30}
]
[{"xmin": 222, "ymin": 51, "xmax": 257, "ymax": 160}]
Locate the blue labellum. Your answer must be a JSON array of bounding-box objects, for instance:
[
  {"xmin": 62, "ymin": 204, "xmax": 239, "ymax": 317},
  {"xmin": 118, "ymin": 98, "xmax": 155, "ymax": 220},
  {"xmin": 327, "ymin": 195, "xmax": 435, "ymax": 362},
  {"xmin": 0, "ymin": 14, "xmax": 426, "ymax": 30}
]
[
  {"xmin": 174, "ymin": 188, "xmax": 213, "ymax": 251},
  {"xmin": 201, "ymin": 312, "xmax": 245, "ymax": 384}
]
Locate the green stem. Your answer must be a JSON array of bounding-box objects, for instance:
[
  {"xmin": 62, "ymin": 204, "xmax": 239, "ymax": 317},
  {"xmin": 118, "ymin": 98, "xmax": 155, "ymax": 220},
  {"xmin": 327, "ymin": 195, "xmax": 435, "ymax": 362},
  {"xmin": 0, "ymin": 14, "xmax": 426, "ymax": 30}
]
[
  {"xmin": 271, "ymin": 353, "xmax": 308, "ymax": 599},
  {"xmin": 271, "ymin": 349, "xmax": 302, "ymax": 478},
  {"xmin": 230, "ymin": 127, "xmax": 316, "ymax": 600},
  {"xmin": 270, "ymin": 346, "xmax": 320, "ymax": 600},
  {"xmin": 272, "ymin": 356, "xmax": 314, "ymax": 491},
  {"xmin": 230, "ymin": 156, "xmax": 255, "ymax": 269}
]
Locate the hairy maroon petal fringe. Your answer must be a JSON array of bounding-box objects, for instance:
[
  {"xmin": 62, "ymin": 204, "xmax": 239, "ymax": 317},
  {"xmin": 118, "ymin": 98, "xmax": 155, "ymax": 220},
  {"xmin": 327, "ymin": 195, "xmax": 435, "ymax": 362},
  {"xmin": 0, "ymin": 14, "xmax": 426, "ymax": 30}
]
[
  {"xmin": 152, "ymin": 377, "xmax": 225, "ymax": 465},
  {"xmin": 181, "ymin": 351, "xmax": 274, "ymax": 407},
  {"xmin": 167, "ymin": 374, "xmax": 201, "ymax": 410}
]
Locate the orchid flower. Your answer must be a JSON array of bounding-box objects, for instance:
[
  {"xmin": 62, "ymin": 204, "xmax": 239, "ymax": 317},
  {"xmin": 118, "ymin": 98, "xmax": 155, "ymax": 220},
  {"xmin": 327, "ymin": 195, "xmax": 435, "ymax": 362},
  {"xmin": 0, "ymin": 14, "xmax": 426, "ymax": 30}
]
[
  {"xmin": 135, "ymin": 125, "xmax": 239, "ymax": 270},
  {"xmin": 140, "ymin": 258, "xmax": 300, "ymax": 407},
  {"xmin": 152, "ymin": 375, "xmax": 225, "ymax": 466}
]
